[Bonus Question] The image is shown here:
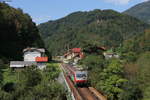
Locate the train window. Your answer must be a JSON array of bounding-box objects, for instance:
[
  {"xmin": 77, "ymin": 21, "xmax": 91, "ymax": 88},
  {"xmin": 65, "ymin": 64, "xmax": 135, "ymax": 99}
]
[
  {"xmin": 82, "ymin": 74, "xmax": 86, "ymax": 77},
  {"xmin": 76, "ymin": 74, "xmax": 86, "ymax": 78}
]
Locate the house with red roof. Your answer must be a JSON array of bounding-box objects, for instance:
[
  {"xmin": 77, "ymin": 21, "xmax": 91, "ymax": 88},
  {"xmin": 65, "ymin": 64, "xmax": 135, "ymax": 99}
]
[
  {"xmin": 10, "ymin": 48, "xmax": 48, "ymax": 70},
  {"xmin": 64, "ymin": 48, "xmax": 84, "ymax": 60}
]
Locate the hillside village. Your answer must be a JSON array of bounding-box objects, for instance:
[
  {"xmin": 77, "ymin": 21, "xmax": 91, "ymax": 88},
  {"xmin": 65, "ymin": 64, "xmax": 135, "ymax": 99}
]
[
  {"xmin": 9, "ymin": 47, "xmax": 119, "ymax": 70},
  {"xmin": 62, "ymin": 47, "xmax": 119, "ymax": 64}
]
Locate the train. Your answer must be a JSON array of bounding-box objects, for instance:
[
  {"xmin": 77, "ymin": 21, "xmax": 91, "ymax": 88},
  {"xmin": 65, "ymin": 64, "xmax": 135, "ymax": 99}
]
[{"xmin": 65, "ymin": 64, "xmax": 88, "ymax": 86}]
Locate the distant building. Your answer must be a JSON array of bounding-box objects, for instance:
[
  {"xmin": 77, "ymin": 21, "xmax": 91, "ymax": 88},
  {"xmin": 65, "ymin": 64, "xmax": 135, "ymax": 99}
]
[
  {"xmin": 10, "ymin": 61, "xmax": 37, "ymax": 70},
  {"xmin": 103, "ymin": 52, "xmax": 119, "ymax": 59},
  {"xmin": 10, "ymin": 48, "xmax": 48, "ymax": 70},
  {"xmin": 63, "ymin": 48, "xmax": 84, "ymax": 60}
]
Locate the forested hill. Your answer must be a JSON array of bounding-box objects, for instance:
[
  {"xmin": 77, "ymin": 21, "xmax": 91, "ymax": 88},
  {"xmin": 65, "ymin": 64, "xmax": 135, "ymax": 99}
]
[
  {"xmin": 38, "ymin": 9, "xmax": 149, "ymax": 55},
  {"xmin": 0, "ymin": 3, "xmax": 45, "ymax": 61},
  {"xmin": 124, "ymin": 1, "xmax": 150, "ymax": 24}
]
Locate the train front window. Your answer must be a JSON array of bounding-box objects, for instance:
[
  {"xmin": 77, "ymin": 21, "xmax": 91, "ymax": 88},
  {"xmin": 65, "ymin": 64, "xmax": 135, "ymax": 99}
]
[{"xmin": 76, "ymin": 74, "xmax": 86, "ymax": 78}]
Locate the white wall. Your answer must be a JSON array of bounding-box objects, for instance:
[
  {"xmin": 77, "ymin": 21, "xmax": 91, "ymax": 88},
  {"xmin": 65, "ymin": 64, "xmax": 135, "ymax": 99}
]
[
  {"xmin": 66, "ymin": 55, "xmax": 72, "ymax": 60},
  {"xmin": 10, "ymin": 64, "xmax": 24, "ymax": 68},
  {"xmin": 24, "ymin": 51, "xmax": 41, "ymax": 61}
]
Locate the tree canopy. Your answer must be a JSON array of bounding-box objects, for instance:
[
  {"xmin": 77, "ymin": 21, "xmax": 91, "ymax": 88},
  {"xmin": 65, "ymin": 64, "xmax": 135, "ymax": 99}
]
[
  {"xmin": 38, "ymin": 9, "xmax": 149, "ymax": 56},
  {"xmin": 0, "ymin": 3, "xmax": 45, "ymax": 61}
]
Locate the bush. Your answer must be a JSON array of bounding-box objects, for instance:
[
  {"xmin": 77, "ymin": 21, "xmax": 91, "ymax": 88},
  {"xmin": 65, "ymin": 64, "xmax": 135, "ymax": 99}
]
[
  {"xmin": 119, "ymin": 81, "xmax": 142, "ymax": 100},
  {"xmin": 0, "ymin": 64, "xmax": 66, "ymax": 100},
  {"xmin": 79, "ymin": 55, "xmax": 105, "ymax": 70},
  {"xmin": 20, "ymin": 66, "xmax": 42, "ymax": 87},
  {"xmin": 2, "ymin": 82, "xmax": 15, "ymax": 93}
]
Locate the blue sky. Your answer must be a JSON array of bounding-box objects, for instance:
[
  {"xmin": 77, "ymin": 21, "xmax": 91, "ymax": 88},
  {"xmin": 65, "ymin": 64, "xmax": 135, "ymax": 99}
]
[{"xmin": 6, "ymin": 0, "xmax": 149, "ymax": 24}]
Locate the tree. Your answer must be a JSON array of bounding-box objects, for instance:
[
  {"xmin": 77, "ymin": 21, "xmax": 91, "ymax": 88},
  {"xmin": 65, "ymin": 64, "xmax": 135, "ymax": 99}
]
[
  {"xmin": 0, "ymin": 64, "xmax": 66, "ymax": 100},
  {"xmin": 119, "ymin": 81, "xmax": 142, "ymax": 100},
  {"xmin": 0, "ymin": 59, "xmax": 4, "ymax": 85},
  {"xmin": 98, "ymin": 59, "xmax": 127, "ymax": 100},
  {"xmin": 0, "ymin": 3, "xmax": 45, "ymax": 61},
  {"xmin": 136, "ymin": 52, "xmax": 150, "ymax": 100},
  {"xmin": 88, "ymin": 59, "xmax": 128, "ymax": 100},
  {"xmin": 43, "ymin": 63, "xmax": 60, "ymax": 80},
  {"xmin": 20, "ymin": 66, "xmax": 42, "ymax": 87},
  {"xmin": 79, "ymin": 55, "xmax": 105, "ymax": 70},
  {"xmin": 38, "ymin": 9, "xmax": 149, "ymax": 56}
]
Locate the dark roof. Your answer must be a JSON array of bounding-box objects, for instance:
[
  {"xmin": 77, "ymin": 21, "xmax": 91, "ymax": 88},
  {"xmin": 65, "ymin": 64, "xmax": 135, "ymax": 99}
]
[
  {"xmin": 98, "ymin": 47, "xmax": 107, "ymax": 51},
  {"xmin": 23, "ymin": 48, "xmax": 45, "ymax": 53}
]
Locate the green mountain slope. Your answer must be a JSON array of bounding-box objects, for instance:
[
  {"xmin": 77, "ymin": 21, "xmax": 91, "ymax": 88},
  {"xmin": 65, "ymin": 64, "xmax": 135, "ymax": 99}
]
[
  {"xmin": 124, "ymin": 1, "xmax": 150, "ymax": 24},
  {"xmin": 123, "ymin": 29, "xmax": 150, "ymax": 54},
  {"xmin": 0, "ymin": 3, "xmax": 45, "ymax": 61},
  {"xmin": 122, "ymin": 29, "xmax": 150, "ymax": 100},
  {"xmin": 38, "ymin": 9, "xmax": 149, "ymax": 56}
]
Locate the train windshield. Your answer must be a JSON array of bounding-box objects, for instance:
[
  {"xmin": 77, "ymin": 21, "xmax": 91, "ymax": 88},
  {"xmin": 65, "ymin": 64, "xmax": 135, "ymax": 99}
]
[{"xmin": 76, "ymin": 74, "xmax": 86, "ymax": 78}]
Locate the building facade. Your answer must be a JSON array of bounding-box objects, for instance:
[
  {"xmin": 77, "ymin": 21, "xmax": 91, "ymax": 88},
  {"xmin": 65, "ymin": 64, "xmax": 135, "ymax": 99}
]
[{"xmin": 23, "ymin": 48, "xmax": 45, "ymax": 61}]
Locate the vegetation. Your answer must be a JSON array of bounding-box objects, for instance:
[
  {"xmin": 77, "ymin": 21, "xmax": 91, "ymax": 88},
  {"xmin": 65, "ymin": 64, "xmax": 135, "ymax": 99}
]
[
  {"xmin": 79, "ymin": 52, "xmax": 144, "ymax": 100},
  {"xmin": 38, "ymin": 9, "xmax": 149, "ymax": 56},
  {"xmin": 119, "ymin": 29, "xmax": 150, "ymax": 100},
  {"xmin": 77, "ymin": 32, "xmax": 150, "ymax": 100},
  {"xmin": 38, "ymin": 7, "xmax": 150, "ymax": 100},
  {"xmin": 122, "ymin": 51, "xmax": 150, "ymax": 100},
  {"xmin": 0, "ymin": 3, "xmax": 45, "ymax": 61},
  {"xmin": 122, "ymin": 29, "xmax": 150, "ymax": 54},
  {"xmin": 0, "ymin": 3, "xmax": 62, "ymax": 100},
  {"xmin": 0, "ymin": 64, "xmax": 66, "ymax": 100},
  {"xmin": 80, "ymin": 54, "xmax": 125, "ymax": 100},
  {"xmin": 136, "ymin": 52, "xmax": 150, "ymax": 100},
  {"xmin": 124, "ymin": 0, "xmax": 150, "ymax": 24}
]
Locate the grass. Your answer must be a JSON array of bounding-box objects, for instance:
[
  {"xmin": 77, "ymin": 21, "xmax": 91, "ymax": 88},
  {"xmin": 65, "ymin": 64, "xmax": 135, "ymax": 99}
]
[
  {"xmin": 47, "ymin": 62, "xmax": 60, "ymax": 67},
  {"xmin": 2, "ymin": 68, "xmax": 19, "ymax": 84},
  {"xmin": 47, "ymin": 61, "xmax": 61, "ymax": 70}
]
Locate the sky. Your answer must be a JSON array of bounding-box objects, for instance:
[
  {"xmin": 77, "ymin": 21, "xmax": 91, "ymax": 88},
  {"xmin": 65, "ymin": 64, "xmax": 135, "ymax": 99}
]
[{"xmin": 4, "ymin": 0, "xmax": 149, "ymax": 24}]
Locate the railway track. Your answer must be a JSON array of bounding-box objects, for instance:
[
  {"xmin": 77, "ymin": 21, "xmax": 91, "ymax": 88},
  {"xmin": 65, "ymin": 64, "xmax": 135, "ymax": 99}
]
[
  {"xmin": 78, "ymin": 87, "xmax": 98, "ymax": 100},
  {"xmin": 61, "ymin": 64, "xmax": 83, "ymax": 100},
  {"xmin": 89, "ymin": 87, "xmax": 107, "ymax": 100},
  {"xmin": 61, "ymin": 63, "xmax": 107, "ymax": 100},
  {"xmin": 64, "ymin": 73, "xmax": 83, "ymax": 100}
]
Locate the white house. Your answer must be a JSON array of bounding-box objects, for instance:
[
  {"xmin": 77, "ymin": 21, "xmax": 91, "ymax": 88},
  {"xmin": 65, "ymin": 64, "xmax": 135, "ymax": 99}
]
[
  {"xmin": 10, "ymin": 48, "xmax": 48, "ymax": 70},
  {"xmin": 23, "ymin": 48, "xmax": 45, "ymax": 61},
  {"xmin": 103, "ymin": 52, "xmax": 119, "ymax": 59}
]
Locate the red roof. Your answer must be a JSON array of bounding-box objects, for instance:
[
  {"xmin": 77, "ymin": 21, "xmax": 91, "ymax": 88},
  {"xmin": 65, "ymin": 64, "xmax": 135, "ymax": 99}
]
[
  {"xmin": 35, "ymin": 57, "xmax": 48, "ymax": 62},
  {"xmin": 72, "ymin": 48, "xmax": 81, "ymax": 53}
]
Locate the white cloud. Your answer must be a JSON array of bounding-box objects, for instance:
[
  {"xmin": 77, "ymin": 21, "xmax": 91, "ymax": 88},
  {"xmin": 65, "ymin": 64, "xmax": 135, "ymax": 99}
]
[{"xmin": 105, "ymin": 0, "xmax": 131, "ymax": 5}]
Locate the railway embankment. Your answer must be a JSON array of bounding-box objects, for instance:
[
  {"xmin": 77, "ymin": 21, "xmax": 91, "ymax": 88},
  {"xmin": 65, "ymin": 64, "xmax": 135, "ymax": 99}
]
[{"xmin": 59, "ymin": 63, "xmax": 107, "ymax": 100}]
